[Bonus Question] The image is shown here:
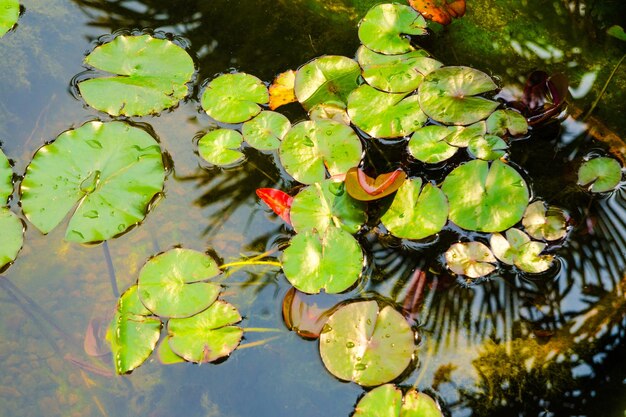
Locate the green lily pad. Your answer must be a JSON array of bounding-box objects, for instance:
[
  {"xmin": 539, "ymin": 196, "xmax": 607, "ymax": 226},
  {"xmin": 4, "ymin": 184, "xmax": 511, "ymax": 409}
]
[
  {"xmin": 282, "ymin": 227, "xmax": 363, "ymax": 294},
  {"xmin": 201, "ymin": 73, "xmax": 269, "ymax": 123},
  {"xmin": 607, "ymin": 25, "xmax": 626, "ymax": 42},
  {"xmin": 157, "ymin": 336, "xmax": 185, "ymax": 365},
  {"xmin": 106, "ymin": 285, "xmax": 162, "ymax": 374},
  {"xmin": 358, "ymin": 3, "xmax": 427, "ymax": 54},
  {"xmin": 489, "ymin": 228, "xmax": 531, "ymax": 265},
  {"xmin": 356, "ymin": 46, "xmax": 442, "ymax": 93},
  {"xmin": 278, "ymin": 120, "xmax": 362, "ymax": 184},
  {"xmin": 443, "ymin": 122, "xmax": 486, "ymax": 147},
  {"xmin": 354, "ymin": 384, "xmax": 443, "ymax": 417},
  {"xmin": 197, "ymin": 129, "xmax": 244, "ymax": 167},
  {"xmin": 137, "ymin": 248, "xmax": 222, "ymax": 318},
  {"xmin": 381, "ymin": 178, "xmax": 448, "ymax": 240},
  {"xmin": 78, "ymin": 34, "xmax": 194, "ymax": 116},
  {"xmin": 242, "ymin": 111, "xmax": 290, "ymax": 151},
  {"xmin": 419, "ymin": 66, "xmax": 499, "ymax": 125},
  {"xmin": 290, "ymin": 179, "xmax": 366, "ymax": 234},
  {"xmin": 167, "ymin": 301, "xmax": 243, "ymax": 363},
  {"xmin": 20, "ymin": 121, "xmax": 165, "ymax": 243},
  {"xmin": 577, "ymin": 156, "xmax": 622, "ymax": 193},
  {"xmin": 441, "ymin": 160, "xmax": 529, "ymax": 232},
  {"xmin": 319, "ymin": 300, "xmax": 415, "ymax": 386},
  {"xmin": 522, "ymin": 201, "xmax": 568, "ymax": 241},
  {"xmin": 467, "ymin": 134, "xmax": 508, "ymax": 161},
  {"xmin": 0, "ymin": 0, "xmax": 18, "ymax": 38},
  {"xmin": 445, "ymin": 242, "xmax": 497, "ymax": 278},
  {"xmin": 294, "ymin": 55, "xmax": 361, "ymax": 111},
  {"xmin": 515, "ymin": 241, "xmax": 553, "ymax": 274},
  {"xmin": 347, "ymin": 85, "xmax": 427, "ymax": 138},
  {"xmin": 0, "ymin": 149, "xmax": 12, "ymax": 203},
  {"xmin": 408, "ymin": 125, "xmax": 459, "ymax": 163},
  {"xmin": 0, "ymin": 209, "xmax": 23, "ymax": 270},
  {"xmin": 486, "ymin": 109, "xmax": 528, "ymax": 136},
  {"xmin": 309, "ymin": 103, "xmax": 351, "ymax": 125}
]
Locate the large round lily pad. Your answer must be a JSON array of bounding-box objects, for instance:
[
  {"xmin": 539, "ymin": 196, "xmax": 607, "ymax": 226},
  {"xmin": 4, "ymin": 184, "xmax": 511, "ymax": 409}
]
[
  {"xmin": 408, "ymin": 125, "xmax": 459, "ymax": 163},
  {"xmin": 197, "ymin": 129, "xmax": 244, "ymax": 167},
  {"xmin": 0, "ymin": 148, "xmax": 12, "ymax": 203},
  {"xmin": 290, "ymin": 179, "xmax": 366, "ymax": 234},
  {"xmin": 201, "ymin": 73, "xmax": 269, "ymax": 123},
  {"xmin": 168, "ymin": 301, "xmax": 243, "ymax": 363},
  {"xmin": 137, "ymin": 248, "xmax": 222, "ymax": 318},
  {"xmin": 282, "ymin": 227, "xmax": 363, "ymax": 294},
  {"xmin": 106, "ymin": 285, "xmax": 162, "ymax": 374},
  {"xmin": 294, "ymin": 55, "xmax": 361, "ymax": 111},
  {"xmin": 354, "ymin": 384, "xmax": 443, "ymax": 417},
  {"xmin": 20, "ymin": 121, "xmax": 165, "ymax": 243},
  {"xmin": 242, "ymin": 111, "xmax": 290, "ymax": 151},
  {"xmin": 381, "ymin": 178, "xmax": 448, "ymax": 240},
  {"xmin": 577, "ymin": 156, "xmax": 622, "ymax": 193},
  {"xmin": 78, "ymin": 34, "xmax": 194, "ymax": 116},
  {"xmin": 358, "ymin": 3, "xmax": 427, "ymax": 54},
  {"xmin": 445, "ymin": 242, "xmax": 496, "ymax": 278},
  {"xmin": 0, "ymin": 209, "xmax": 23, "ymax": 270},
  {"xmin": 347, "ymin": 85, "xmax": 427, "ymax": 138},
  {"xmin": 0, "ymin": 0, "xmax": 19, "ymax": 38},
  {"xmin": 278, "ymin": 120, "xmax": 362, "ymax": 184},
  {"xmin": 419, "ymin": 66, "xmax": 499, "ymax": 125},
  {"xmin": 441, "ymin": 160, "xmax": 529, "ymax": 232},
  {"xmin": 319, "ymin": 300, "xmax": 415, "ymax": 386}
]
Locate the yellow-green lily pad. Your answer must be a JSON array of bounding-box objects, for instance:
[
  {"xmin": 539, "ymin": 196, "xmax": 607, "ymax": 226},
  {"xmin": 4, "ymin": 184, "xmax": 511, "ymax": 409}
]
[
  {"xmin": 408, "ymin": 125, "xmax": 459, "ymax": 163},
  {"xmin": 358, "ymin": 3, "xmax": 427, "ymax": 54},
  {"xmin": 197, "ymin": 129, "xmax": 245, "ymax": 167},
  {"xmin": 242, "ymin": 111, "xmax": 290, "ymax": 151},
  {"xmin": 201, "ymin": 73, "xmax": 269, "ymax": 123},
  {"xmin": 577, "ymin": 156, "xmax": 622, "ymax": 193},
  {"xmin": 354, "ymin": 384, "xmax": 443, "ymax": 417}
]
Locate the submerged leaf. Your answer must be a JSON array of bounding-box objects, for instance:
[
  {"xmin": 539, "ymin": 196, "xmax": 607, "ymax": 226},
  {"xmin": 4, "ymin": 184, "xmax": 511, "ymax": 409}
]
[
  {"xmin": 197, "ymin": 129, "xmax": 244, "ymax": 167},
  {"xmin": 354, "ymin": 384, "xmax": 443, "ymax": 417},
  {"xmin": 577, "ymin": 156, "xmax": 622, "ymax": 193},
  {"xmin": 78, "ymin": 34, "xmax": 194, "ymax": 116},
  {"xmin": 269, "ymin": 70, "xmax": 297, "ymax": 110},
  {"xmin": 282, "ymin": 288, "xmax": 336, "ymax": 339},
  {"xmin": 0, "ymin": 209, "xmax": 23, "ymax": 270},
  {"xmin": 345, "ymin": 167, "xmax": 407, "ymax": 201},
  {"xmin": 445, "ymin": 242, "xmax": 496, "ymax": 278},
  {"xmin": 201, "ymin": 73, "xmax": 269, "ymax": 123},
  {"xmin": 358, "ymin": 3, "xmax": 427, "ymax": 54},
  {"xmin": 0, "ymin": 0, "xmax": 19, "ymax": 38},
  {"xmin": 242, "ymin": 111, "xmax": 290, "ymax": 151},
  {"xmin": 256, "ymin": 188, "xmax": 293, "ymax": 225}
]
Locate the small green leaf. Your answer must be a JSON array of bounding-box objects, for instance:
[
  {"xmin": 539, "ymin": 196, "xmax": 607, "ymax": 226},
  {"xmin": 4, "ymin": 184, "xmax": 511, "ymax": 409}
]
[
  {"xmin": 607, "ymin": 25, "xmax": 626, "ymax": 42},
  {"xmin": 242, "ymin": 111, "xmax": 290, "ymax": 151},
  {"xmin": 467, "ymin": 134, "xmax": 508, "ymax": 161},
  {"xmin": 577, "ymin": 156, "xmax": 622, "ymax": 193},
  {"xmin": 0, "ymin": 149, "xmax": 12, "ymax": 203},
  {"xmin": 354, "ymin": 384, "xmax": 443, "ymax": 417},
  {"xmin": 522, "ymin": 201, "xmax": 568, "ymax": 241},
  {"xmin": 197, "ymin": 129, "xmax": 245, "ymax": 167},
  {"xmin": 408, "ymin": 125, "xmax": 459, "ymax": 163},
  {"xmin": 157, "ymin": 336, "xmax": 186, "ymax": 365},
  {"xmin": 358, "ymin": 3, "xmax": 427, "ymax": 54},
  {"xmin": 490, "ymin": 228, "xmax": 531, "ymax": 265},
  {"xmin": 0, "ymin": 208, "xmax": 23, "ymax": 270},
  {"xmin": 201, "ymin": 73, "xmax": 269, "ymax": 123},
  {"xmin": 444, "ymin": 122, "xmax": 486, "ymax": 147},
  {"xmin": 515, "ymin": 241, "xmax": 553, "ymax": 273},
  {"xmin": 0, "ymin": 0, "xmax": 19, "ymax": 38},
  {"xmin": 486, "ymin": 109, "xmax": 528, "ymax": 136},
  {"xmin": 445, "ymin": 242, "xmax": 497, "ymax": 278}
]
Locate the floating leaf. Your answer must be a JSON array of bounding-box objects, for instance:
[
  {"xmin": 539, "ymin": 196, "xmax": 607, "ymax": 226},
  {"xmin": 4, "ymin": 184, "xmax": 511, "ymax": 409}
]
[
  {"xmin": 167, "ymin": 301, "xmax": 243, "ymax": 363},
  {"xmin": 0, "ymin": 0, "xmax": 18, "ymax": 38},
  {"xmin": 197, "ymin": 129, "xmax": 244, "ymax": 167},
  {"xmin": 294, "ymin": 55, "xmax": 361, "ymax": 111},
  {"xmin": 309, "ymin": 103, "xmax": 351, "ymax": 125},
  {"xmin": 442, "ymin": 160, "xmax": 529, "ymax": 232},
  {"xmin": 78, "ymin": 34, "xmax": 194, "ymax": 116},
  {"xmin": 106, "ymin": 285, "xmax": 162, "ymax": 374},
  {"xmin": 345, "ymin": 167, "xmax": 407, "ymax": 201},
  {"xmin": 282, "ymin": 288, "xmax": 336, "ymax": 339},
  {"xmin": 269, "ymin": 70, "xmax": 297, "ymax": 110},
  {"xmin": 445, "ymin": 242, "xmax": 496, "ymax": 278},
  {"xmin": 522, "ymin": 201, "xmax": 568, "ymax": 241},
  {"xmin": 443, "ymin": 122, "xmax": 486, "ymax": 147},
  {"xmin": 419, "ymin": 66, "xmax": 499, "ymax": 125},
  {"xmin": 278, "ymin": 119, "xmax": 362, "ymax": 184},
  {"xmin": 0, "ymin": 149, "xmax": 12, "ymax": 203},
  {"xmin": 381, "ymin": 178, "xmax": 448, "ymax": 240},
  {"xmin": 354, "ymin": 384, "xmax": 443, "ymax": 417},
  {"xmin": 408, "ymin": 0, "xmax": 466, "ymax": 25},
  {"xmin": 282, "ymin": 227, "xmax": 363, "ymax": 294},
  {"xmin": 319, "ymin": 300, "xmax": 415, "ymax": 386},
  {"xmin": 467, "ymin": 134, "xmax": 508, "ymax": 161},
  {"xmin": 290, "ymin": 179, "xmax": 366, "ymax": 234},
  {"xmin": 157, "ymin": 336, "xmax": 185, "ymax": 365},
  {"xmin": 201, "ymin": 73, "xmax": 269, "ymax": 123},
  {"xmin": 490, "ymin": 228, "xmax": 531, "ymax": 265},
  {"xmin": 137, "ymin": 248, "xmax": 222, "ymax": 318},
  {"xmin": 408, "ymin": 125, "xmax": 459, "ymax": 163},
  {"xmin": 20, "ymin": 121, "xmax": 165, "ymax": 243},
  {"xmin": 577, "ymin": 157, "xmax": 622, "ymax": 193},
  {"xmin": 348, "ymin": 84, "xmax": 427, "ymax": 138},
  {"xmin": 358, "ymin": 3, "xmax": 427, "ymax": 54},
  {"xmin": 515, "ymin": 241, "xmax": 553, "ymax": 274},
  {"xmin": 0, "ymin": 209, "xmax": 23, "ymax": 270},
  {"xmin": 607, "ymin": 25, "xmax": 626, "ymax": 42},
  {"xmin": 486, "ymin": 109, "xmax": 528, "ymax": 137},
  {"xmin": 356, "ymin": 46, "xmax": 442, "ymax": 93},
  {"xmin": 256, "ymin": 188, "xmax": 293, "ymax": 224},
  {"xmin": 242, "ymin": 111, "xmax": 290, "ymax": 151}
]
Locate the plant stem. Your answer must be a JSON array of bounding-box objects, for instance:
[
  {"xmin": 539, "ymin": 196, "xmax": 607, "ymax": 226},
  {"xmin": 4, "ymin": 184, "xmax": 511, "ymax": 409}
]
[
  {"xmin": 102, "ymin": 241, "xmax": 119, "ymax": 298},
  {"xmin": 220, "ymin": 260, "xmax": 282, "ymax": 270},
  {"xmin": 244, "ymin": 327, "xmax": 284, "ymax": 333},
  {"xmin": 582, "ymin": 53, "xmax": 626, "ymax": 121}
]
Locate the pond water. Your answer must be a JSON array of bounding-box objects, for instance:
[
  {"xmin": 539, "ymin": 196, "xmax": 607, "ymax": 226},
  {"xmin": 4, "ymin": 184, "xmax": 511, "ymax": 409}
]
[{"xmin": 1, "ymin": 1, "xmax": 626, "ymax": 416}]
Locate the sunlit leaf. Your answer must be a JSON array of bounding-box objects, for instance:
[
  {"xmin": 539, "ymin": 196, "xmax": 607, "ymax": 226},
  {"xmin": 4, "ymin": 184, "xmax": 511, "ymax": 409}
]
[
  {"xmin": 467, "ymin": 134, "xmax": 508, "ymax": 161},
  {"xmin": 442, "ymin": 160, "xmax": 529, "ymax": 232},
  {"xmin": 0, "ymin": 209, "xmax": 23, "ymax": 270},
  {"xmin": 269, "ymin": 70, "xmax": 297, "ymax": 110},
  {"xmin": 309, "ymin": 103, "xmax": 351, "ymax": 125},
  {"xmin": 137, "ymin": 248, "xmax": 222, "ymax": 318},
  {"xmin": 347, "ymin": 84, "xmax": 427, "ymax": 138},
  {"xmin": 157, "ymin": 336, "xmax": 185, "ymax": 365},
  {"xmin": 294, "ymin": 55, "xmax": 361, "ymax": 111},
  {"xmin": 0, "ymin": 0, "xmax": 18, "ymax": 38},
  {"xmin": 167, "ymin": 301, "xmax": 243, "ymax": 363},
  {"xmin": 408, "ymin": 125, "xmax": 459, "ymax": 163},
  {"xmin": 486, "ymin": 109, "xmax": 528, "ymax": 136},
  {"xmin": 20, "ymin": 121, "xmax": 165, "ymax": 243},
  {"xmin": 381, "ymin": 178, "xmax": 448, "ymax": 240},
  {"xmin": 577, "ymin": 156, "xmax": 622, "ymax": 193},
  {"xmin": 282, "ymin": 227, "xmax": 363, "ymax": 294},
  {"xmin": 445, "ymin": 242, "xmax": 496, "ymax": 278},
  {"xmin": 607, "ymin": 25, "xmax": 626, "ymax": 42},
  {"xmin": 419, "ymin": 66, "xmax": 499, "ymax": 125},
  {"xmin": 345, "ymin": 167, "xmax": 407, "ymax": 201},
  {"xmin": 515, "ymin": 241, "xmax": 553, "ymax": 273},
  {"xmin": 197, "ymin": 129, "xmax": 244, "ymax": 167},
  {"xmin": 319, "ymin": 300, "xmax": 415, "ymax": 386},
  {"xmin": 242, "ymin": 111, "xmax": 290, "ymax": 151},
  {"xmin": 522, "ymin": 201, "xmax": 568, "ymax": 241},
  {"xmin": 408, "ymin": 0, "xmax": 466, "ymax": 25},
  {"xmin": 201, "ymin": 73, "xmax": 269, "ymax": 123},
  {"xmin": 0, "ymin": 149, "xmax": 12, "ymax": 203},
  {"xmin": 278, "ymin": 119, "xmax": 362, "ymax": 184},
  {"xmin": 354, "ymin": 384, "xmax": 443, "ymax": 417},
  {"xmin": 256, "ymin": 188, "xmax": 293, "ymax": 224},
  {"xmin": 443, "ymin": 122, "xmax": 486, "ymax": 147},
  {"xmin": 78, "ymin": 34, "xmax": 194, "ymax": 116},
  {"xmin": 358, "ymin": 3, "xmax": 427, "ymax": 54},
  {"xmin": 290, "ymin": 179, "xmax": 366, "ymax": 234},
  {"xmin": 490, "ymin": 228, "xmax": 531, "ymax": 265}
]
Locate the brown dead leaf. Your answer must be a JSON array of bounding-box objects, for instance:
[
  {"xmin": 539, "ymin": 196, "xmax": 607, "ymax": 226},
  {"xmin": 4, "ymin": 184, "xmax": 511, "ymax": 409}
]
[{"xmin": 408, "ymin": 0, "xmax": 466, "ymax": 25}]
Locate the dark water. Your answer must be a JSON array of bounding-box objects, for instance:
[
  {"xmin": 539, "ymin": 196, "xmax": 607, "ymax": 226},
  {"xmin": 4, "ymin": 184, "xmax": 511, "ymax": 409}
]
[{"xmin": 1, "ymin": 1, "xmax": 626, "ymax": 416}]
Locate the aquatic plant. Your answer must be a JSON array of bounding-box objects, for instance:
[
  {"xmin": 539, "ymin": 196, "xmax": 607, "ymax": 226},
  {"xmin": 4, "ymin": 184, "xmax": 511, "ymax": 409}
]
[
  {"xmin": 0, "ymin": 148, "xmax": 22, "ymax": 270},
  {"xmin": 0, "ymin": 0, "xmax": 19, "ymax": 38}
]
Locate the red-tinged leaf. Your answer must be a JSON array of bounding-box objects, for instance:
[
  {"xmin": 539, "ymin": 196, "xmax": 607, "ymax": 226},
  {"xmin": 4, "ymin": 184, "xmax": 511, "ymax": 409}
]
[
  {"xmin": 408, "ymin": 0, "xmax": 466, "ymax": 25},
  {"xmin": 282, "ymin": 287, "xmax": 337, "ymax": 339},
  {"xmin": 345, "ymin": 167, "xmax": 407, "ymax": 201},
  {"xmin": 269, "ymin": 70, "xmax": 297, "ymax": 110},
  {"xmin": 256, "ymin": 188, "xmax": 293, "ymax": 224}
]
